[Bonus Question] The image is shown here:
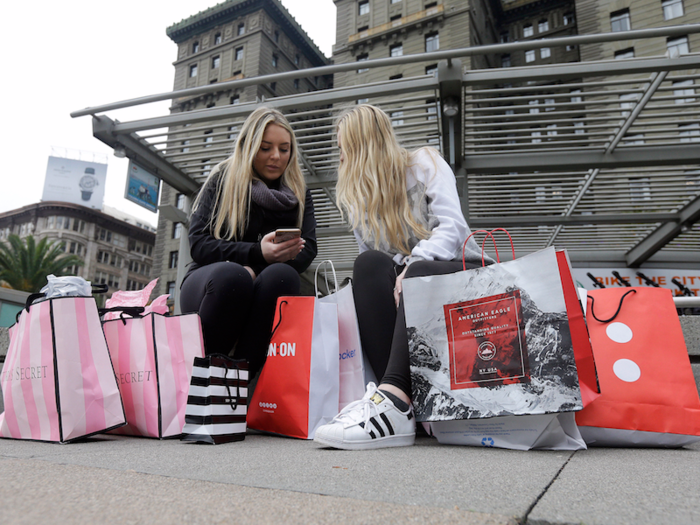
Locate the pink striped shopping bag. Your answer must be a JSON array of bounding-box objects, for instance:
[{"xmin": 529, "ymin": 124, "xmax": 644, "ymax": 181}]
[
  {"xmin": 0, "ymin": 296, "xmax": 126, "ymax": 443},
  {"xmin": 102, "ymin": 312, "xmax": 205, "ymax": 438}
]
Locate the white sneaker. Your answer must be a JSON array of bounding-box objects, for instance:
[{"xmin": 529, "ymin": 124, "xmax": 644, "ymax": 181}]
[{"xmin": 314, "ymin": 383, "xmax": 415, "ymax": 450}]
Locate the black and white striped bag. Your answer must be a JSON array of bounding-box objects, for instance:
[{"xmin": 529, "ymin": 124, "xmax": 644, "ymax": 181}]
[{"xmin": 181, "ymin": 355, "xmax": 248, "ymax": 444}]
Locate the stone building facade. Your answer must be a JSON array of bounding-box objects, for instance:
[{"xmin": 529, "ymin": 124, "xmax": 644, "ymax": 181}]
[{"xmin": 0, "ymin": 202, "xmax": 156, "ymax": 299}]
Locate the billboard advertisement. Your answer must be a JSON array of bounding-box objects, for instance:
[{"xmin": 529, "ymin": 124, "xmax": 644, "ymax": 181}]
[
  {"xmin": 124, "ymin": 161, "xmax": 160, "ymax": 213},
  {"xmin": 41, "ymin": 156, "xmax": 107, "ymax": 209}
]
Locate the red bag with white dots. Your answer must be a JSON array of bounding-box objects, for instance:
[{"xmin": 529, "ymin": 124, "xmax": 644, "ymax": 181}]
[{"xmin": 576, "ymin": 287, "xmax": 700, "ymax": 447}]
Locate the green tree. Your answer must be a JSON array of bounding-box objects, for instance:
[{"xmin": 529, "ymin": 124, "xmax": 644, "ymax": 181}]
[{"xmin": 0, "ymin": 234, "xmax": 84, "ymax": 292}]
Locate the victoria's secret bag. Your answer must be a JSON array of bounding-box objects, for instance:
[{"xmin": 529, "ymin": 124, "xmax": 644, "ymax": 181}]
[
  {"xmin": 102, "ymin": 311, "xmax": 205, "ymax": 438},
  {"xmin": 0, "ymin": 292, "xmax": 125, "ymax": 443}
]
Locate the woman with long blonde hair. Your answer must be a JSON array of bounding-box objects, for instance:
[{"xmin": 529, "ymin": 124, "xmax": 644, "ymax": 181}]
[
  {"xmin": 180, "ymin": 107, "xmax": 317, "ymax": 376},
  {"xmin": 315, "ymin": 104, "xmax": 489, "ymax": 450}
]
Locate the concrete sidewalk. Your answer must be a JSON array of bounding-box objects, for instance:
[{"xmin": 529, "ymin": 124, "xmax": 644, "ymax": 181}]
[{"xmin": 0, "ymin": 431, "xmax": 698, "ymax": 525}]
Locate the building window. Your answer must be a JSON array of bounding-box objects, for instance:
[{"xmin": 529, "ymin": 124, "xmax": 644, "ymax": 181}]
[
  {"xmin": 173, "ymin": 223, "xmax": 182, "ymax": 239},
  {"xmin": 182, "ymin": 140, "xmax": 190, "ymax": 153},
  {"xmin": 425, "ymin": 32, "xmax": 439, "ymax": 52},
  {"xmin": 359, "ymin": 1, "xmax": 369, "ymax": 16},
  {"xmin": 204, "ymin": 130, "xmax": 213, "ymax": 147},
  {"xmin": 538, "ymin": 19, "xmax": 549, "ymax": 33},
  {"xmin": 295, "ymin": 54, "xmax": 300, "ymax": 66},
  {"xmin": 667, "ymin": 36, "xmax": 689, "ymax": 57},
  {"xmin": 529, "ymin": 100, "xmax": 539, "ymax": 114},
  {"xmin": 293, "ymin": 79, "xmax": 299, "ymax": 89},
  {"xmin": 357, "ymin": 53, "xmax": 369, "ymax": 73},
  {"xmin": 192, "ymin": 41, "xmax": 199, "ymax": 53},
  {"xmin": 501, "ymin": 54, "xmax": 511, "ymax": 68},
  {"xmin": 389, "ymin": 74, "xmax": 403, "ymax": 80},
  {"xmin": 619, "ymin": 93, "xmax": 639, "ymax": 116},
  {"xmin": 523, "ymin": 24, "xmax": 533, "ymax": 38},
  {"xmin": 662, "ymin": 0, "xmax": 684, "ymax": 20},
  {"xmin": 570, "ymin": 89, "xmax": 582, "ymax": 103},
  {"xmin": 525, "ymin": 50, "xmax": 536, "ymax": 63},
  {"xmin": 272, "ymin": 54, "xmax": 278, "ymax": 67},
  {"xmin": 235, "ymin": 47, "xmax": 244, "ymax": 61},
  {"xmin": 563, "ymin": 12, "xmax": 575, "ymax": 25},
  {"xmin": 626, "ymin": 134, "xmax": 645, "ymax": 145},
  {"xmin": 531, "ymin": 130, "xmax": 542, "ymax": 143},
  {"xmin": 611, "ymin": 9, "xmax": 631, "ymax": 32},
  {"xmin": 629, "ymin": 177, "xmax": 651, "ymax": 201},
  {"xmin": 547, "ymin": 124, "xmax": 558, "ymax": 137},
  {"xmin": 176, "ymin": 193, "xmax": 185, "ymax": 210},
  {"xmin": 391, "ymin": 111, "xmax": 404, "ymax": 127},
  {"xmin": 211, "ymin": 55, "xmax": 220, "ymax": 69},
  {"xmin": 574, "ymin": 119, "xmax": 585, "ymax": 135},
  {"xmin": 615, "ymin": 48, "xmax": 635, "ymax": 60},
  {"xmin": 274, "ymin": 30, "xmax": 280, "ymax": 43},
  {"xmin": 390, "ymin": 43, "xmax": 403, "ymax": 57},
  {"xmin": 202, "ymin": 160, "xmax": 212, "ymax": 176},
  {"xmin": 425, "ymin": 64, "xmax": 438, "ymax": 76},
  {"xmin": 545, "ymin": 98, "xmax": 555, "ymax": 110},
  {"xmin": 169, "ymin": 251, "xmax": 179, "ymax": 269},
  {"xmin": 270, "ymin": 82, "xmax": 276, "ymax": 91},
  {"xmin": 673, "ymin": 79, "xmax": 695, "ymax": 104},
  {"xmin": 679, "ymin": 123, "xmax": 700, "ymax": 142},
  {"xmin": 189, "ymin": 64, "xmax": 198, "ymax": 77},
  {"xmin": 237, "ymin": 23, "xmax": 245, "ymax": 36},
  {"xmin": 391, "ymin": 0, "xmax": 402, "ymax": 4},
  {"xmin": 500, "ymin": 31, "xmax": 510, "ymax": 43},
  {"xmin": 214, "ymin": 33, "xmax": 222, "ymax": 45},
  {"xmin": 540, "ymin": 47, "xmax": 551, "ymax": 59},
  {"xmin": 426, "ymin": 100, "xmax": 437, "ymax": 121},
  {"xmin": 357, "ymin": 98, "xmax": 369, "ymax": 104},
  {"xmin": 167, "ymin": 281, "xmax": 176, "ymax": 298}
]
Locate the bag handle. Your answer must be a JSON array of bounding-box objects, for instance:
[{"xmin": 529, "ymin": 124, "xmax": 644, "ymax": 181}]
[
  {"xmin": 98, "ymin": 306, "xmax": 146, "ymax": 324},
  {"xmin": 209, "ymin": 354, "xmax": 241, "ymax": 412},
  {"xmin": 270, "ymin": 299, "xmax": 288, "ymax": 341},
  {"xmin": 16, "ymin": 283, "xmax": 115, "ymax": 323},
  {"xmin": 587, "ymin": 289, "xmax": 637, "ymax": 323},
  {"xmin": 314, "ymin": 260, "xmax": 338, "ymax": 297},
  {"xmin": 462, "ymin": 228, "xmax": 516, "ymax": 270}
]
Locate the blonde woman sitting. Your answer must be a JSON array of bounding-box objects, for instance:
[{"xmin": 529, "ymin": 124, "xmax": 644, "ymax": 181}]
[
  {"xmin": 180, "ymin": 107, "xmax": 317, "ymax": 377},
  {"xmin": 315, "ymin": 104, "xmax": 490, "ymax": 450}
]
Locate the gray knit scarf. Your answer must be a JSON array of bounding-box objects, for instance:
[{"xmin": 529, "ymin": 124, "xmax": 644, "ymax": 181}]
[{"xmin": 250, "ymin": 180, "xmax": 298, "ymax": 211}]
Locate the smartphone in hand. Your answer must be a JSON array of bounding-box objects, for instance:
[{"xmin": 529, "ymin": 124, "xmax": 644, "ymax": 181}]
[{"xmin": 274, "ymin": 228, "xmax": 302, "ymax": 243}]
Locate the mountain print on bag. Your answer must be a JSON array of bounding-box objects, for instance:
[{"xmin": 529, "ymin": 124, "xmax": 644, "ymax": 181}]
[{"xmin": 403, "ymin": 247, "xmax": 582, "ymax": 422}]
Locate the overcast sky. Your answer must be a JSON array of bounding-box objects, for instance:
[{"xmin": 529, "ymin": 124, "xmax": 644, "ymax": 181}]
[{"xmin": 0, "ymin": 0, "xmax": 336, "ymax": 227}]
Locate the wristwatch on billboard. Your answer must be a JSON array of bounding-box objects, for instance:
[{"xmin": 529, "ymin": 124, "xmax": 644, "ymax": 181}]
[{"xmin": 79, "ymin": 167, "xmax": 98, "ymax": 201}]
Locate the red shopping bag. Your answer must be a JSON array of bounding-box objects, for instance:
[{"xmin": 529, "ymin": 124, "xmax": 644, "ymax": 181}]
[
  {"xmin": 555, "ymin": 250, "xmax": 599, "ymax": 407},
  {"xmin": 247, "ymin": 297, "xmax": 339, "ymax": 439},
  {"xmin": 576, "ymin": 287, "xmax": 700, "ymax": 447},
  {"xmin": 102, "ymin": 312, "xmax": 205, "ymax": 438},
  {"xmin": 0, "ymin": 295, "xmax": 126, "ymax": 443}
]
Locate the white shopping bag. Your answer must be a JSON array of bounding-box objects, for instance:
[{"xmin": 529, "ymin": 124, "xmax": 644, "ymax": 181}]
[
  {"xmin": 430, "ymin": 413, "xmax": 586, "ymax": 451},
  {"xmin": 315, "ymin": 261, "xmax": 367, "ymax": 411}
]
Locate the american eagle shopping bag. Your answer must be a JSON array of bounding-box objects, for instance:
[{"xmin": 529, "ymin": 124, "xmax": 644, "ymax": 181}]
[
  {"xmin": 403, "ymin": 232, "xmax": 595, "ymax": 450},
  {"xmin": 102, "ymin": 311, "xmax": 205, "ymax": 438},
  {"xmin": 0, "ymin": 294, "xmax": 125, "ymax": 443},
  {"xmin": 247, "ymin": 297, "xmax": 339, "ymax": 439},
  {"xmin": 576, "ymin": 287, "xmax": 700, "ymax": 447}
]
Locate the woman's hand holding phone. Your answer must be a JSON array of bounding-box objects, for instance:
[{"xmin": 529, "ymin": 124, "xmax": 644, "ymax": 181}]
[{"xmin": 261, "ymin": 229, "xmax": 305, "ymax": 263}]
